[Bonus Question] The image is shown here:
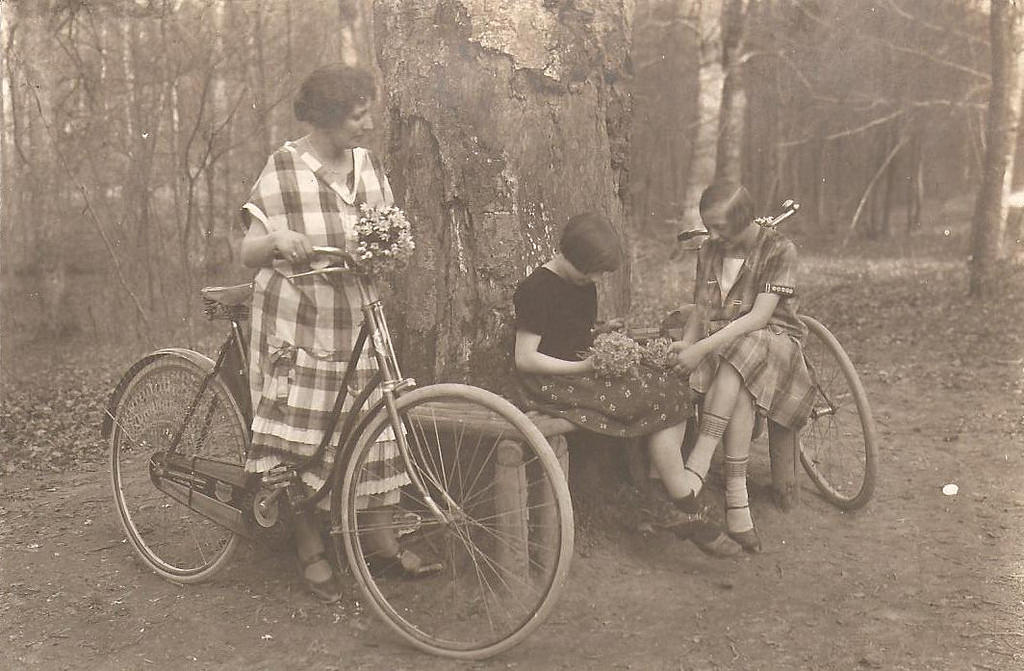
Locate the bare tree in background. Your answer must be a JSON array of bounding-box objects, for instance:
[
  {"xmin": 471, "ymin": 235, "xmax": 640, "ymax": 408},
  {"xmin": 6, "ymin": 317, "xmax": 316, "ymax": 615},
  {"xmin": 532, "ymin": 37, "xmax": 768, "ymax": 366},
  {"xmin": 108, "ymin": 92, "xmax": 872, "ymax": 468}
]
[
  {"xmin": 675, "ymin": 0, "xmax": 723, "ymax": 237},
  {"xmin": 712, "ymin": 0, "xmax": 747, "ymax": 185},
  {"xmin": 338, "ymin": 0, "xmax": 371, "ymax": 67},
  {"xmin": 971, "ymin": 0, "xmax": 1022, "ymax": 298}
]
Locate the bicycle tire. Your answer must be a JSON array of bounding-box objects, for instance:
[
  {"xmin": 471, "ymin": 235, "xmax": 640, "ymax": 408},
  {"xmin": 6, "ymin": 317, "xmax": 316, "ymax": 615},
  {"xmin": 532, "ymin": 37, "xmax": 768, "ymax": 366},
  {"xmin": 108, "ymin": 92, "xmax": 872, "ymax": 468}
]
[
  {"xmin": 333, "ymin": 383, "xmax": 573, "ymax": 660},
  {"xmin": 799, "ymin": 317, "xmax": 878, "ymax": 510},
  {"xmin": 109, "ymin": 352, "xmax": 247, "ymax": 582}
]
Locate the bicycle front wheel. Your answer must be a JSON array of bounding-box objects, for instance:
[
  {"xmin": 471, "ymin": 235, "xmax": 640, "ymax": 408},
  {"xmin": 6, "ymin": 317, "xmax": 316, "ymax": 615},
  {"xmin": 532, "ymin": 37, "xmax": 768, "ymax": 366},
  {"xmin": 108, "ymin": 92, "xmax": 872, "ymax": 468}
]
[
  {"xmin": 334, "ymin": 383, "xmax": 573, "ymax": 660},
  {"xmin": 109, "ymin": 352, "xmax": 247, "ymax": 582},
  {"xmin": 799, "ymin": 317, "xmax": 878, "ymax": 510}
]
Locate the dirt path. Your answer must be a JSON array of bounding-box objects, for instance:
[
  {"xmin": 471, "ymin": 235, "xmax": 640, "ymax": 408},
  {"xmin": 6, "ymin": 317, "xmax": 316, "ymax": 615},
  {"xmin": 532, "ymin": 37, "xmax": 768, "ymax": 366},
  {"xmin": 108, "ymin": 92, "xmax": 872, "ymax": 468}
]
[{"xmin": 3, "ymin": 250, "xmax": 1023, "ymax": 670}]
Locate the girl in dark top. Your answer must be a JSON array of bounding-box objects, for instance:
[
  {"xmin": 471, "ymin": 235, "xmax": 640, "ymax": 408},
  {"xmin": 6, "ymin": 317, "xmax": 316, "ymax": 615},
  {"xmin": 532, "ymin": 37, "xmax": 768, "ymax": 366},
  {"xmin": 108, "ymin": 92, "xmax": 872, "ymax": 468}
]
[
  {"xmin": 514, "ymin": 212, "xmax": 742, "ymax": 557},
  {"xmin": 669, "ymin": 183, "xmax": 814, "ymax": 553}
]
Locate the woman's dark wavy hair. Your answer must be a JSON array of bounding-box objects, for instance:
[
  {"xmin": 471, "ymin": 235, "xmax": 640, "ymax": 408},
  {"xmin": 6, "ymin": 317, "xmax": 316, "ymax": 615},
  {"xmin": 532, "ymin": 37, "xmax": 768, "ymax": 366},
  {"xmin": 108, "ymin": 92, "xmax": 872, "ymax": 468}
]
[
  {"xmin": 559, "ymin": 212, "xmax": 622, "ymax": 274},
  {"xmin": 293, "ymin": 64, "xmax": 375, "ymax": 129},
  {"xmin": 698, "ymin": 182, "xmax": 755, "ymax": 236}
]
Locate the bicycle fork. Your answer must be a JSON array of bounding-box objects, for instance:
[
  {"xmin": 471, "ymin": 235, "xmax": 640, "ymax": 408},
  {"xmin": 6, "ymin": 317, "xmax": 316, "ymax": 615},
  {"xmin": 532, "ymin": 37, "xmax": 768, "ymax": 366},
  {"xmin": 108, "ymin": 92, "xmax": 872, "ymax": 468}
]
[{"xmin": 359, "ymin": 287, "xmax": 458, "ymax": 527}]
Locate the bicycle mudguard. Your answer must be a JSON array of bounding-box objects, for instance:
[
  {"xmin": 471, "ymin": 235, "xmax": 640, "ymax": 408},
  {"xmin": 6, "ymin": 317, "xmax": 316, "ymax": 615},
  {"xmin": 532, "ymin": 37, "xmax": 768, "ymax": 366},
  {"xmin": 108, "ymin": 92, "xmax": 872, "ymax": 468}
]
[{"xmin": 101, "ymin": 348, "xmax": 226, "ymax": 439}]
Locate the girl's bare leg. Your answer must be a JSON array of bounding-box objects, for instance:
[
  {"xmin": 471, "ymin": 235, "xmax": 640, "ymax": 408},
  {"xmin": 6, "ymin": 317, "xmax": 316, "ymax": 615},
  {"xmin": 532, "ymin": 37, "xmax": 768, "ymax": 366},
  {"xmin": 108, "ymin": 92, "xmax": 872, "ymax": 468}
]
[{"xmin": 647, "ymin": 421, "xmax": 689, "ymax": 499}]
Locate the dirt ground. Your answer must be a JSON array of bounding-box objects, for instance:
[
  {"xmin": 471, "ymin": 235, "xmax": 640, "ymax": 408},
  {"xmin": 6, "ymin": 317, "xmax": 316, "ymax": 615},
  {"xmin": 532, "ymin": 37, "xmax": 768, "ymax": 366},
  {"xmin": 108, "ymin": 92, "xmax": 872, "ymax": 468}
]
[{"xmin": 2, "ymin": 227, "xmax": 1023, "ymax": 670}]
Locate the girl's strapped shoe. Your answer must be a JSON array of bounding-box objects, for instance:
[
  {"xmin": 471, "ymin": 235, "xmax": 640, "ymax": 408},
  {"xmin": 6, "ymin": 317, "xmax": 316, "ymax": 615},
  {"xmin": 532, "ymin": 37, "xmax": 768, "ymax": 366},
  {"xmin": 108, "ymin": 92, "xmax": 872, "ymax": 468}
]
[
  {"xmin": 679, "ymin": 521, "xmax": 742, "ymax": 558},
  {"xmin": 727, "ymin": 528, "xmax": 762, "ymax": 554}
]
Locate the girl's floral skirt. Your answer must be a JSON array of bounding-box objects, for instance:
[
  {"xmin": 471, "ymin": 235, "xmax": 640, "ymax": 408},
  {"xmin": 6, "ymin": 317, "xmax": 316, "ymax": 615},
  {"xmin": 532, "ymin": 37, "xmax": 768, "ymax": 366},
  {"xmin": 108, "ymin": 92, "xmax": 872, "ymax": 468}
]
[
  {"xmin": 516, "ymin": 365, "xmax": 692, "ymax": 438},
  {"xmin": 690, "ymin": 326, "xmax": 814, "ymax": 430}
]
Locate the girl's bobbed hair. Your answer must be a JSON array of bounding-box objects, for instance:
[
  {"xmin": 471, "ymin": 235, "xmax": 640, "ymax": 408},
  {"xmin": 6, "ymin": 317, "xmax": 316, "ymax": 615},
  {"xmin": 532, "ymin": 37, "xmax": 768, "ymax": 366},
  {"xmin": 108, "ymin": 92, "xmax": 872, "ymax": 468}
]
[
  {"xmin": 698, "ymin": 182, "xmax": 755, "ymax": 236},
  {"xmin": 293, "ymin": 64, "xmax": 375, "ymax": 129},
  {"xmin": 559, "ymin": 212, "xmax": 622, "ymax": 274}
]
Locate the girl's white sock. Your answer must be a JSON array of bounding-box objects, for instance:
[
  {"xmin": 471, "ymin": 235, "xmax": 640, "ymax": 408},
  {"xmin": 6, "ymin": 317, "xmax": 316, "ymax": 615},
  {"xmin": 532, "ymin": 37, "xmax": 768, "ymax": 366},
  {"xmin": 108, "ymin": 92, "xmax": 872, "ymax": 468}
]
[
  {"xmin": 724, "ymin": 455, "xmax": 753, "ymax": 532},
  {"xmin": 680, "ymin": 411, "xmax": 729, "ymax": 496}
]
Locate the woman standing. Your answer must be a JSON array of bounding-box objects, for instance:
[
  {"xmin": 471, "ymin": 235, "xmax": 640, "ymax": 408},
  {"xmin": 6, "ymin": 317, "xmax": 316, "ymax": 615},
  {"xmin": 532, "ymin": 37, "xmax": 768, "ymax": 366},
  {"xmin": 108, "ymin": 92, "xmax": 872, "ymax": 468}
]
[{"xmin": 240, "ymin": 65, "xmax": 437, "ymax": 602}]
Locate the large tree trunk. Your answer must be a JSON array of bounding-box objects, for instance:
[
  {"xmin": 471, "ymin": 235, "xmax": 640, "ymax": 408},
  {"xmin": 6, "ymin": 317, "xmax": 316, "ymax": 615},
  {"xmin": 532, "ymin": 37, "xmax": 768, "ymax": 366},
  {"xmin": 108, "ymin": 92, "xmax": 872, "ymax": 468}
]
[
  {"xmin": 376, "ymin": 0, "xmax": 634, "ymax": 391},
  {"xmin": 970, "ymin": 0, "xmax": 1022, "ymax": 298}
]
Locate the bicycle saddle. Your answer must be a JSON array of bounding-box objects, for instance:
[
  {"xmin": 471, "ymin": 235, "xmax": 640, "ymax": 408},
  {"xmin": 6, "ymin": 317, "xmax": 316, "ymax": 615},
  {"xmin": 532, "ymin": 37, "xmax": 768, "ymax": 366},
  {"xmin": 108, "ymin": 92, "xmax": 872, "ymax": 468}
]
[{"xmin": 200, "ymin": 283, "xmax": 253, "ymax": 307}]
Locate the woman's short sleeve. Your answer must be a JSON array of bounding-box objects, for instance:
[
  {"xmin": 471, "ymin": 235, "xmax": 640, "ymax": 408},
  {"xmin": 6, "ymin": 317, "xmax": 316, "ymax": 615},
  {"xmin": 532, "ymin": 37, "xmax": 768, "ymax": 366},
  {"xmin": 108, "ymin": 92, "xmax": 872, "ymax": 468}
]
[
  {"xmin": 513, "ymin": 274, "xmax": 550, "ymax": 337},
  {"xmin": 240, "ymin": 150, "xmax": 294, "ymax": 234},
  {"xmin": 362, "ymin": 149, "xmax": 395, "ymax": 209},
  {"xmin": 761, "ymin": 238, "xmax": 799, "ymax": 297}
]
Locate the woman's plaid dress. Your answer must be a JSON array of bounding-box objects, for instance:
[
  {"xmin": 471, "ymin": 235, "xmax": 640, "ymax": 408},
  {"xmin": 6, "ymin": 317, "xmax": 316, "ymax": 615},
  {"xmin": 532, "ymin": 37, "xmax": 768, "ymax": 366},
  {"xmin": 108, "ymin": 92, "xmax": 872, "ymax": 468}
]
[
  {"xmin": 241, "ymin": 141, "xmax": 408, "ymax": 507},
  {"xmin": 689, "ymin": 227, "xmax": 814, "ymax": 430}
]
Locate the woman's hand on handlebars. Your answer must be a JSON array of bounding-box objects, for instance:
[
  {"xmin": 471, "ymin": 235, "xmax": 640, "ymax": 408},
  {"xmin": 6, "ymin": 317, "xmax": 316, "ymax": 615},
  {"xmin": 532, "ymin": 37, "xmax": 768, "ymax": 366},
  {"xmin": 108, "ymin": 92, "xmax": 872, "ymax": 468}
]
[{"xmin": 273, "ymin": 230, "xmax": 314, "ymax": 265}]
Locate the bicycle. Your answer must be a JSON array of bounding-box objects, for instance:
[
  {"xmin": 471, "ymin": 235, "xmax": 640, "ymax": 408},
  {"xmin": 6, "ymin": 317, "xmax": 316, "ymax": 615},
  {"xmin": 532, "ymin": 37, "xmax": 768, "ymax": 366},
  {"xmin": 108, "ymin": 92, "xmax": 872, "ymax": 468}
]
[
  {"xmin": 102, "ymin": 247, "xmax": 574, "ymax": 660},
  {"xmin": 667, "ymin": 200, "xmax": 879, "ymax": 510}
]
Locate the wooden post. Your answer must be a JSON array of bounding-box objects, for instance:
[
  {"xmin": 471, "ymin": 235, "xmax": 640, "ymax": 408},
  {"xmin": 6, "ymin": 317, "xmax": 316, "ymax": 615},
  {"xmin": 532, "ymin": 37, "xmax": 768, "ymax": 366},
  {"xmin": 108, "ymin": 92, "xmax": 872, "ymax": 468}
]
[
  {"xmin": 768, "ymin": 420, "xmax": 800, "ymax": 511},
  {"xmin": 494, "ymin": 439, "xmax": 529, "ymax": 580},
  {"xmin": 532, "ymin": 434, "xmax": 569, "ymax": 576}
]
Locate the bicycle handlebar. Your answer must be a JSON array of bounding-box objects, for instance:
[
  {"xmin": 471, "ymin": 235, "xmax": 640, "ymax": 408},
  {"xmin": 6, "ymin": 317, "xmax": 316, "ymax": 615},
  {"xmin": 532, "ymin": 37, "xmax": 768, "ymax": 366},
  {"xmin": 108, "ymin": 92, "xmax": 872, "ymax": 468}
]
[
  {"xmin": 285, "ymin": 246, "xmax": 363, "ymax": 281},
  {"xmin": 676, "ymin": 199, "xmax": 801, "ymax": 242}
]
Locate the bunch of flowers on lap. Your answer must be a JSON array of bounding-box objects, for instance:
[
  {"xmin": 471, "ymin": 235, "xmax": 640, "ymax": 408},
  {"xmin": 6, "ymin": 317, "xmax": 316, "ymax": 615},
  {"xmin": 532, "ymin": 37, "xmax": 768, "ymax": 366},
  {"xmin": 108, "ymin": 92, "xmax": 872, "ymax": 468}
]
[
  {"xmin": 640, "ymin": 337, "xmax": 676, "ymax": 369},
  {"xmin": 588, "ymin": 331, "xmax": 643, "ymax": 379},
  {"xmin": 355, "ymin": 204, "xmax": 415, "ymax": 275},
  {"xmin": 589, "ymin": 332, "xmax": 678, "ymax": 379}
]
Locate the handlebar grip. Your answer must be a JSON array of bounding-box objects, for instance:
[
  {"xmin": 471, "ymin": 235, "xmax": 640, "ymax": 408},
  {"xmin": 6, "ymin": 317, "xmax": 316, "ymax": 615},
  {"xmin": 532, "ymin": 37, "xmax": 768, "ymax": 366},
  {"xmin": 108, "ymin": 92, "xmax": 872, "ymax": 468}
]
[{"xmin": 676, "ymin": 229, "xmax": 709, "ymax": 243}]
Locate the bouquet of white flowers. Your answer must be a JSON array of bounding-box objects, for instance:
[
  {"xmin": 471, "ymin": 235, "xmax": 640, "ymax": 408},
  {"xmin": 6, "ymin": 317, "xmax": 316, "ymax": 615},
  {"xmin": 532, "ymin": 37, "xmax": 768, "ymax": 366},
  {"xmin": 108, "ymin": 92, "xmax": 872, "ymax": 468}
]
[
  {"xmin": 355, "ymin": 204, "xmax": 415, "ymax": 275},
  {"xmin": 640, "ymin": 337, "xmax": 676, "ymax": 369},
  {"xmin": 588, "ymin": 331, "xmax": 643, "ymax": 379}
]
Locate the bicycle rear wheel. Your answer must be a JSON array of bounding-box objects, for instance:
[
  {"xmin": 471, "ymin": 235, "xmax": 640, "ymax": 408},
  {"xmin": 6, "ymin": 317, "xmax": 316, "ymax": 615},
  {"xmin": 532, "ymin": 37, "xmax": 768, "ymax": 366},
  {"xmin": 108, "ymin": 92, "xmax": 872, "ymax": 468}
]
[
  {"xmin": 334, "ymin": 383, "xmax": 573, "ymax": 660},
  {"xmin": 109, "ymin": 352, "xmax": 247, "ymax": 582},
  {"xmin": 799, "ymin": 317, "xmax": 878, "ymax": 510}
]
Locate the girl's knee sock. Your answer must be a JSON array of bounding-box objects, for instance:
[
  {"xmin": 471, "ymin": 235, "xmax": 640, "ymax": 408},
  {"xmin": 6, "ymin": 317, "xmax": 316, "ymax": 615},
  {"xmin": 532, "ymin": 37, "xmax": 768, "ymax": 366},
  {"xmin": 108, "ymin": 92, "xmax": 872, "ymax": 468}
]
[
  {"xmin": 679, "ymin": 411, "xmax": 729, "ymax": 496},
  {"xmin": 724, "ymin": 455, "xmax": 753, "ymax": 532}
]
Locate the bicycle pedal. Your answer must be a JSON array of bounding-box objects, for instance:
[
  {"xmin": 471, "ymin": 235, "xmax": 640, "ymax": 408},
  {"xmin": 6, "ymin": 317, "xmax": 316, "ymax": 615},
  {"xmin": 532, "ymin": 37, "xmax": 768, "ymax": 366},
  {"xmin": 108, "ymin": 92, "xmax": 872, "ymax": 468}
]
[{"xmin": 262, "ymin": 466, "xmax": 297, "ymax": 487}]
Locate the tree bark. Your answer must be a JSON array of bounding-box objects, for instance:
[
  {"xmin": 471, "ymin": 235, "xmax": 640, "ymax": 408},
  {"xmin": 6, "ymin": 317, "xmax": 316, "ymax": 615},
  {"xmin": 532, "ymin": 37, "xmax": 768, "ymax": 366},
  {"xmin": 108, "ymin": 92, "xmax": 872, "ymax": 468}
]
[
  {"xmin": 376, "ymin": 0, "xmax": 634, "ymax": 390},
  {"xmin": 970, "ymin": 0, "xmax": 1022, "ymax": 298}
]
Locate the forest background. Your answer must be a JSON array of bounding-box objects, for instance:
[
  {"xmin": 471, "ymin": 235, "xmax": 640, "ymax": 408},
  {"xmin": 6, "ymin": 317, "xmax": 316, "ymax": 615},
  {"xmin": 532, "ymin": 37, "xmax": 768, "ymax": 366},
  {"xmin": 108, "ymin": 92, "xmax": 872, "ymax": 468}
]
[{"xmin": 2, "ymin": 0, "xmax": 1019, "ymax": 365}]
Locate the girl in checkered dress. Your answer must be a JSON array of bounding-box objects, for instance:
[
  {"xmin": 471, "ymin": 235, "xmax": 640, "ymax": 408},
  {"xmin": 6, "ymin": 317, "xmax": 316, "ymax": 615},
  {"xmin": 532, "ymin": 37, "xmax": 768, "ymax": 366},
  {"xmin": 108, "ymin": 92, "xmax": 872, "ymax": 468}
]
[
  {"xmin": 240, "ymin": 65, "xmax": 437, "ymax": 602},
  {"xmin": 669, "ymin": 183, "xmax": 814, "ymax": 553}
]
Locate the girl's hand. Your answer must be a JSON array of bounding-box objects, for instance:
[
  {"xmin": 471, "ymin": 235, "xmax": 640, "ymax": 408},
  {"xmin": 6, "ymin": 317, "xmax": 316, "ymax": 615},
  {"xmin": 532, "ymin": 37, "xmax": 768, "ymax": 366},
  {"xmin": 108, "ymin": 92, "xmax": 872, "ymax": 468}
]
[
  {"xmin": 273, "ymin": 230, "xmax": 313, "ymax": 264},
  {"xmin": 579, "ymin": 356, "xmax": 596, "ymax": 374},
  {"xmin": 671, "ymin": 342, "xmax": 705, "ymax": 373}
]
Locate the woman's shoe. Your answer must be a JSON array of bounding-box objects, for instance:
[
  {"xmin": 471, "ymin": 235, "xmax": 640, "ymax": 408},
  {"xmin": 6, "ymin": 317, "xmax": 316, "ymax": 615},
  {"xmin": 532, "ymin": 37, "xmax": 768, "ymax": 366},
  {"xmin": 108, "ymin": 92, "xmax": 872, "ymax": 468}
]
[
  {"xmin": 296, "ymin": 551, "xmax": 345, "ymax": 603},
  {"xmin": 679, "ymin": 521, "xmax": 742, "ymax": 558},
  {"xmin": 366, "ymin": 549, "xmax": 443, "ymax": 579},
  {"xmin": 728, "ymin": 528, "xmax": 762, "ymax": 554}
]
